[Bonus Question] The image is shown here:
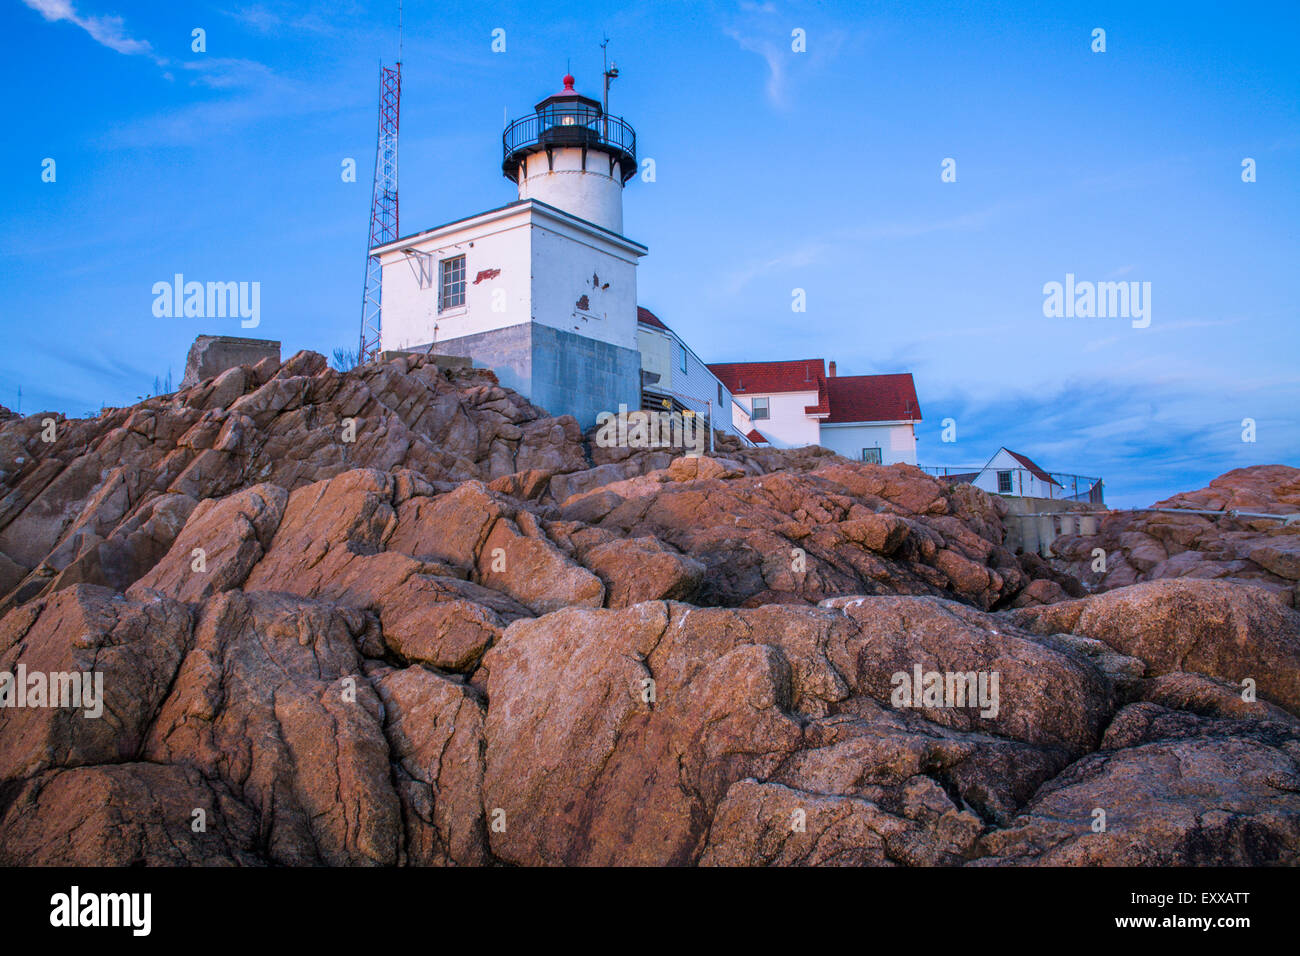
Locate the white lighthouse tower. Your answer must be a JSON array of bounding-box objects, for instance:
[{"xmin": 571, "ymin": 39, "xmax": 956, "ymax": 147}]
[
  {"xmin": 505, "ymin": 73, "xmax": 636, "ymax": 234},
  {"xmin": 371, "ymin": 72, "xmax": 645, "ymax": 429}
]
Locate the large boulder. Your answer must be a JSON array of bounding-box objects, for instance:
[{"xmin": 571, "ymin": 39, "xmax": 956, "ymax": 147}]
[
  {"xmin": 0, "ymin": 763, "xmax": 263, "ymax": 866},
  {"xmin": 1008, "ymin": 578, "xmax": 1300, "ymax": 715},
  {"xmin": 369, "ymin": 663, "xmax": 489, "ymax": 865},
  {"xmin": 481, "ymin": 596, "xmax": 1119, "ymax": 866},
  {"xmin": 127, "ymin": 483, "xmax": 287, "ymax": 602},
  {"xmin": 977, "ymin": 704, "xmax": 1300, "ymax": 865},
  {"xmin": 0, "ymin": 586, "xmax": 193, "ymax": 784},
  {"xmin": 143, "ymin": 591, "xmax": 400, "ymax": 865}
]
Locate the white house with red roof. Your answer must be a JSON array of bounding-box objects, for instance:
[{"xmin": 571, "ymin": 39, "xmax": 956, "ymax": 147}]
[
  {"xmin": 925, "ymin": 447, "xmax": 1104, "ymax": 502},
  {"xmin": 970, "ymin": 447, "xmax": 1065, "ymax": 498},
  {"xmin": 706, "ymin": 359, "xmax": 922, "ymax": 464}
]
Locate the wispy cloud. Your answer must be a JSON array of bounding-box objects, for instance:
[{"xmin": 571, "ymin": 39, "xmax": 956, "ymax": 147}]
[
  {"xmin": 719, "ymin": 199, "xmax": 1016, "ymax": 295},
  {"xmin": 21, "ymin": 0, "xmax": 163, "ymax": 62},
  {"xmin": 720, "ymin": 240, "xmax": 828, "ymax": 294},
  {"xmin": 21, "ymin": 0, "xmax": 285, "ymax": 89},
  {"xmin": 722, "ymin": 2, "xmax": 852, "ymax": 109},
  {"xmin": 222, "ymin": 3, "xmax": 343, "ymax": 37},
  {"xmin": 724, "ymin": 26, "xmax": 789, "ymax": 107},
  {"xmin": 180, "ymin": 57, "xmax": 278, "ymax": 90},
  {"xmin": 1081, "ymin": 316, "xmax": 1247, "ymax": 353},
  {"xmin": 98, "ymin": 66, "xmax": 357, "ymax": 149}
]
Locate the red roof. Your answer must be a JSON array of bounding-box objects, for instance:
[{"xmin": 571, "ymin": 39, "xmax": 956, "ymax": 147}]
[
  {"xmin": 824, "ymin": 374, "xmax": 921, "ymax": 424},
  {"xmin": 710, "ymin": 361, "xmax": 919, "ymax": 424},
  {"xmin": 1002, "ymin": 449, "xmax": 1061, "ymax": 487},
  {"xmin": 708, "ymin": 359, "xmax": 825, "ymax": 395},
  {"xmin": 806, "ymin": 377, "xmax": 830, "ymax": 416},
  {"xmin": 745, "ymin": 429, "xmax": 769, "ymax": 444},
  {"xmin": 637, "ymin": 306, "xmax": 670, "ymax": 332}
]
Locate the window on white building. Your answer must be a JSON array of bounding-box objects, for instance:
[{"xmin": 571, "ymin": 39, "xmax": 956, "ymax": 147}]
[
  {"xmin": 751, "ymin": 396, "xmax": 770, "ymax": 420},
  {"xmin": 717, "ymin": 382, "xmax": 725, "ymax": 405},
  {"xmin": 679, "ymin": 344, "xmax": 688, "ymax": 373},
  {"xmin": 862, "ymin": 447, "xmax": 882, "ymax": 464},
  {"xmin": 997, "ymin": 470, "xmax": 1013, "ymax": 493},
  {"xmin": 439, "ymin": 255, "xmax": 466, "ymax": 311}
]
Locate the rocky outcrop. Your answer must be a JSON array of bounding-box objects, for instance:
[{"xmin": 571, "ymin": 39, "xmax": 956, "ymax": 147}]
[
  {"xmin": 1, "ymin": 351, "xmax": 1297, "ymax": 866},
  {"xmin": 0, "ymin": 352, "xmax": 586, "ymax": 614},
  {"xmin": 976, "ymin": 704, "xmax": 1300, "ymax": 865},
  {"xmin": 6, "ymin": 572, "xmax": 1295, "ymax": 866},
  {"xmin": 1051, "ymin": 465, "xmax": 1300, "ymax": 605},
  {"xmin": 480, "ymin": 597, "xmax": 1114, "ymax": 866},
  {"xmin": 1006, "ymin": 578, "xmax": 1300, "ymax": 714},
  {"xmin": 0, "ymin": 352, "xmax": 1070, "ymax": 622}
]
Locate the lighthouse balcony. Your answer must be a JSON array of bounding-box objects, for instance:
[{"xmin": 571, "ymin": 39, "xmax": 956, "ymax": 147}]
[{"xmin": 503, "ymin": 106, "xmax": 637, "ymax": 183}]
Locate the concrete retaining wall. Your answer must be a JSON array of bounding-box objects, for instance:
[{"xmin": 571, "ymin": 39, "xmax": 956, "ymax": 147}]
[
  {"xmin": 180, "ymin": 336, "xmax": 280, "ymax": 388},
  {"xmin": 422, "ymin": 323, "xmax": 640, "ymax": 429},
  {"xmin": 1000, "ymin": 496, "xmax": 1102, "ymax": 557}
]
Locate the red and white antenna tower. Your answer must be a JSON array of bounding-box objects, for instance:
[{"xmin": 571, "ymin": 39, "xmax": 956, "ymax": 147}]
[{"xmin": 358, "ymin": 5, "xmax": 403, "ymax": 364}]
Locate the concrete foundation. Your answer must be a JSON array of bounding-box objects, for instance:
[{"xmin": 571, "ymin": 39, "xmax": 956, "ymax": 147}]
[
  {"xmin": 420, "ymin": 323, "xmax": 641, "ymax": 429},
  {"xmin": 181, "ymin": 335, "xmax": 280, "ymax": 388},
  {"xmin": 376, "ymin": 350, "xmax": 472, "ymax": 372},
  {"xmin": 999, "ymin": 496, "xmax": 1102, "ymax": 557}
]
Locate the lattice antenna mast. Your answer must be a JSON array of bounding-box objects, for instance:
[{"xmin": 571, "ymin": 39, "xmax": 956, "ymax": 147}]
[{"xmin": 358, "ymin": 4, "xmax": 403, "ymax": 364}]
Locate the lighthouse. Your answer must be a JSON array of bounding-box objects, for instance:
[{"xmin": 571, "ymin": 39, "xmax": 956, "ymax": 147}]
[
  {"xmin": 503, "ymin": 73, "xmax": 637, "ymax": 234},
  {"xmin": 371, "ymin": 73, "xmax": 645, "ymax": 430}
]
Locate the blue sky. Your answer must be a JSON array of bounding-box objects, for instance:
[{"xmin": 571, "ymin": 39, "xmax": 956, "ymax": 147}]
[{"xmin": 2, "ymin": 0, "xmax": 1296, "ymax": 507}]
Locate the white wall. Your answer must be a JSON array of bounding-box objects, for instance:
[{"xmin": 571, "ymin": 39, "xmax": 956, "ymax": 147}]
[
  {"xmin": 638, "ymin": 324, "xmax": 744, "ymax": 439},
  {"xmin": 530, "ymin": 216, "xmax": 639, "ymax": 350},
  {"xmin": 377, "ymin": 203, "xmax": 643, "ymax": 354},
  {"xmin": 672, "ymin": 338, "xmax": 732, "ymax": 429},
  {"xmin": 732, "ymin": 400, "xmax": 755, "ymax": 436},
  {"xmin": 730, "ymin": 390, "xmax": 821, "ymax": 447},
  {"xmin": 818, "ymin": 422, "xmax": 918, "ymax": 465},
  {"xmin": 517, "ymin": 148, "xmax": 624, "ymax": 234},
  {"xmin": 972, "ymin": 448, "xmax": 1057, "ymax": 498},
  {"xmin": 637, "ymin": 325, "xmax": 672, "ymax": 390},
  {"xmin": 377, "ymin": 208, "xmax": 532, "ymax": 352}
]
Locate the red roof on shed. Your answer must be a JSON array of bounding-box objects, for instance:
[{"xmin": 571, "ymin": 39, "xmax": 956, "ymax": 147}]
[{"xmin": 1002, "ymin": 449, "xmax": 1061, "ymax": 487}]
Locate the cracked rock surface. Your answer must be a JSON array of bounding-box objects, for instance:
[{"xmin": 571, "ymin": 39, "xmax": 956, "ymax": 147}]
[{"xmin": 1, "ymin": 353, "xmax": 1297, "ymax": 865}]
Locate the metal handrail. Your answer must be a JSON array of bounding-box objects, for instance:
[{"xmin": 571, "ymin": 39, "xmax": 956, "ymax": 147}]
[
  {"xmin": 1012, "ymin": 506, "xmax": 1299, "ymax": 524},
  {"xmin": 503, "ymin": 108, "xmax": 636, "ymax": 179},
  {"xmin": 918, "ymin": 465, "xmax": 1104, "ymax": 503}
]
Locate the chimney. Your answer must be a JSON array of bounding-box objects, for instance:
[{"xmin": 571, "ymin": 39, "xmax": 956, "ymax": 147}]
[{"xmin": 828, "ymin": 361, "xmax": 837, "ymax": 378}]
